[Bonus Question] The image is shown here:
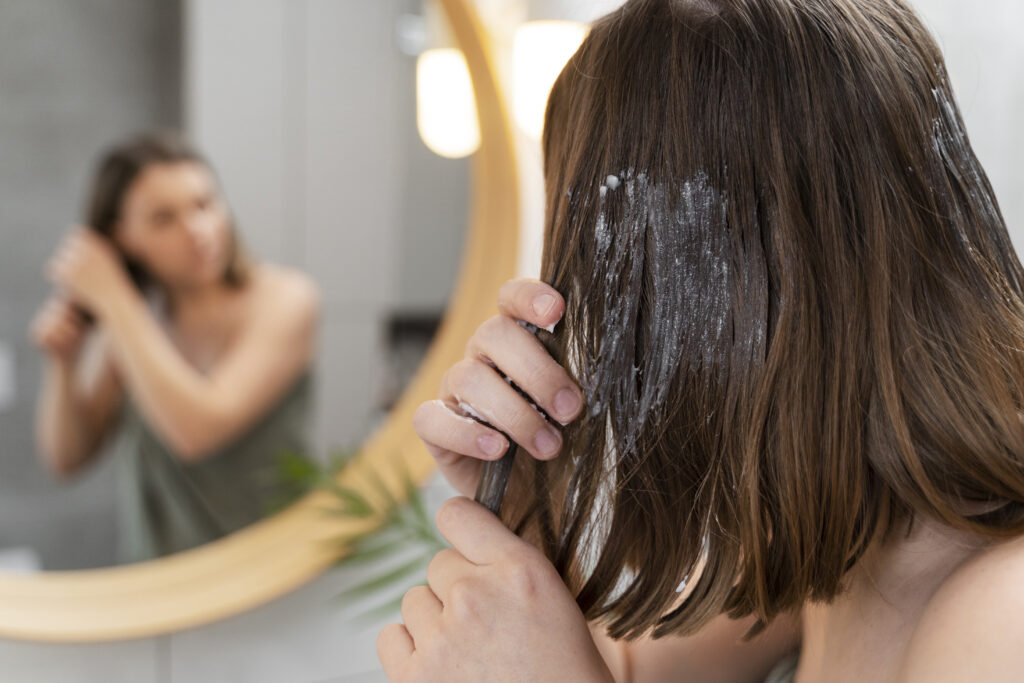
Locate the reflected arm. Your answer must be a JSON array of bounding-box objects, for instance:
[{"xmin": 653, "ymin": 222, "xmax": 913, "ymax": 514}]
[
  {"xmin": 96, "ymin": 276, "xmax": 320, "ymax": 463},
  {"xmin": 34, "ymin": 333, "xmax": 123, "ymax": 478}
]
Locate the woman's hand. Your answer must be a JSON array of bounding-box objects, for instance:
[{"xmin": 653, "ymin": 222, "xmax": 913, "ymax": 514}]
[
  {"xmin": 30, "ymin": 296, "xmax": 90, "ymax": 361},
  {"xmin": 378, "ymin": 496, "xmax": 615, "ymax": 682},
  {"xmin": 412, "ymin": 278, "xmax": 585, "ymax": 497},
  {"xmin": 46, "ymin": 227, "xmax": 134, "ymax": 319}
]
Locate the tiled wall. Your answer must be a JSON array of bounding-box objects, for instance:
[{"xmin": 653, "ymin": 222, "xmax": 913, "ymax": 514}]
[{"xmin": 0, "ymin": 0, "xmax": 182, "ymax": 570}]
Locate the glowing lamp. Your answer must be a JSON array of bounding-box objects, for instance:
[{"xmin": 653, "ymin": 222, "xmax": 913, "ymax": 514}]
[{"xmin": 416, "ymin": 47, "xmax": 481, "ymax": 159}]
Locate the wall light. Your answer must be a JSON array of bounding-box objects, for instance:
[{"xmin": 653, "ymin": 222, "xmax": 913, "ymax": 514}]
[
  {"xmin": 513, "ymin": 20, "xmax": 588, "ymax": 140},
  {"xmin": 416, "ymin": 47, "xmax": 481, "ymax": 159}
]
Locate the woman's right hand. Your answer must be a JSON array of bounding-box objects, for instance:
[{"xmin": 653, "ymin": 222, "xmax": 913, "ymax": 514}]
[
  {"xmin": 30, "ymin": 296, "xmax": 89, "ymax": 362},
  {"xmin": 412, "ymin": 279, "xmax": 585, "ymax": 497}
]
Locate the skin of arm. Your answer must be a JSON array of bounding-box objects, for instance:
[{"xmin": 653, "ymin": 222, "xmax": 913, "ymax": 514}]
[
  {"xmin": 95, "ymin": 274, "xmax": 320, "ymax": 462},
  {"xmin": 34, "ymin": 333, "xmax": 123, "ymax": 478}
]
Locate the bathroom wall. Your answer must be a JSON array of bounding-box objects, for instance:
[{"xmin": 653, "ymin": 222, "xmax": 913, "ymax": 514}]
[
  {"xmin": 185, "ymin": 0, "xmax": 469, "ymax": 460},
  {"xmin": 0, "ymin": 0, "xmax": 182, "ymax": 570}
]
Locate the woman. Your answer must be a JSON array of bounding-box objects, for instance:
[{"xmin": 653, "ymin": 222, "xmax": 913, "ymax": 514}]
[
  {"xmin": 382, "ymin": 0, "xmax": 1024, "ymax": 680},
  {"xmin": 31, "ymin": 132, "xmax": 320, "ymax": 564}
]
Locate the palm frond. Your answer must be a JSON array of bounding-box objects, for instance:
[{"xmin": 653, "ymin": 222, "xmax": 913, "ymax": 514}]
[{"xmin": 268, "ymin": 446, "xmax": 449, "ymax": 621}]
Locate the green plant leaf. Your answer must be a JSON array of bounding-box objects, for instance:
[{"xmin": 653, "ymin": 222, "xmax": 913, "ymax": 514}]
[
  {"xmin": 337, "ymin": 555, "xmax": 431, "ymax": 604},
  {"xmin": 336, "ymin": 535, "xmax": 419, "ymax": 567},
  {"xmin": 266, "ymin": 444, "xmax": 451, "ymax": 611},
  {"xmin": 341, "ymin": 592, "xmax": 410, "ymax": 624}
]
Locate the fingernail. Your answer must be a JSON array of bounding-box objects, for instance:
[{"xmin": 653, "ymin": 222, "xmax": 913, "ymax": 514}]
[
  {"xmin": 554, "ymin": 388, "xmax": 581, "ymax": 420},
  {"xmin": 533, "ymin": 426, "xmax": 561, "ymax": 457},
  {"xmin": 477, "ymin": 433, "xmax": 506, "ymax": 458},
  {"xmin": 532, "ymin": 294, "xmax": 555, "ymax": 317}
]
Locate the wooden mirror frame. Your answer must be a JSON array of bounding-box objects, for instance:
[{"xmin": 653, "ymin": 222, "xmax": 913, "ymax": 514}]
[{"xmin": 0, "ymin": 0, "xmax": 518, "ymax": 642}]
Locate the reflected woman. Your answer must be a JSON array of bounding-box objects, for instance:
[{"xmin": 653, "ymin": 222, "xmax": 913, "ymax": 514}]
[{"xmin": 30, "ymin": 132, "xmax": 320, "ymax": 564}]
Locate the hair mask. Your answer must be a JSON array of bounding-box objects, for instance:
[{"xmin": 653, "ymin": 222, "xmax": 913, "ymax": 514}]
[{"xmin": 578, "ymin": 168, "xmax": 731, "ymax": 460}]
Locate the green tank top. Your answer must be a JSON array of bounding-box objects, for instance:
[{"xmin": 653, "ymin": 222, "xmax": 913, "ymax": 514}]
[{"xmin": 111, "ymin": 372, "xmax": 314, "ymax": 564}]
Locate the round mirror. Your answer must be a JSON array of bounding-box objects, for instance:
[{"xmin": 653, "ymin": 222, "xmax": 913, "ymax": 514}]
[{"xmin": 0, "ymin": 0, "xmax": 517, "ymax": 641}]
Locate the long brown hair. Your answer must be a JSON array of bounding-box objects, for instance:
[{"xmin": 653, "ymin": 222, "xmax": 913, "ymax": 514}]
[
  {"xmin": 504, "ymin": 0, "xmax": 1024, "ymax": 640},
  {"xmin": 84, "ymin": 130, "xmax": 249, "ymax": 290}
]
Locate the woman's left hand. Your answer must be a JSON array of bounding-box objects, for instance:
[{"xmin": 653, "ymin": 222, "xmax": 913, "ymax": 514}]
[
  {"xmin": 47, "ymin": 227, "xmax": 133, "ymax": 318},
  {"xmin": 378, "ymin": 496, "xmax": 615, "ymax": 682}
]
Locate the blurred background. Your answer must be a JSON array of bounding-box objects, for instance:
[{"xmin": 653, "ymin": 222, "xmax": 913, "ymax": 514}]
[
  {"xmin": 0, "ymin": 0, "xmax": 468, "ymax": 571},
  {"xmin": 0, "ymin": 0, "xmax": 1020, "ymax": 681}
]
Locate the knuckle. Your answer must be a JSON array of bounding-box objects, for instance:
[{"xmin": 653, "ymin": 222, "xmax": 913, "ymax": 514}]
[
  {"xmin": 411, "ymin": 402, "xmax": 433, "ymax": 436},
  {"xmin": 466, "ymin": 318, "xmax": 499, "ymax": 360},
  {"xmin": 446, "ymin": 358, "xmax": 481, "ymax": 395},
  {"xmin": 399, "ymin": 586, "xmax": 422, "ymax": 618},
  {"xmin": 425, "ymin": 547, "xmax": 446, "ymax": 578},
  {"xmin": 434, "ymin": 497, "xmax": 465, "ymax": 531},
  {"xmin": 496, "ymin": 278, "xmax": 521, "ymax": 308},
  {"xmin": 505, "ymin": 404, "xmax": 542, "ymax": 438},
  {"xmin": 505, "ymin": 559, "xmax": 541, "ymax": 598},
  {"xmin": 446, "ymin": 578, "xmax": 482, "ymax": 622},
  {"xmin": 424, "ymin": 556, "xmax": 440, "ymax": 586},
  {"xmin": 503, "ymin": 552, "xmax": 550, "ymax": 599},
  {"xmin": 476, "ymin": 315, "xmax": 506, "ymax": 346},
  {"xmin": 519, "ymin": 356, "xmax": 551, "ymax": 393},
  {"xmin": 439, "ymin": 365, "xmax": 454, "ymax": 394},
  {"xmin": 376, "ymin": 623, "xmax": 399, "ymax": 653}
]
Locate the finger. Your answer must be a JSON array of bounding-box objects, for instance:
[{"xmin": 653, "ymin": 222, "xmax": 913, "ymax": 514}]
[
  {"xmin": 51, "ymin": 334, "xmax": 77, "ymax": 357},
  {"xmin": 400, "ymin": 585, "xmax": 443, "ymax": 645},
  {"xmin": 497, "ymin": 278, "xmax": 565, "ymax": 331},
  {"xmin": 429, "ymin": 446, "xmax": 485, "ymax": 499},
  {"xmin": 434, "ymin": 496, "xmax": 529, "ymax": 565},
  {"xmin": 440, "ymin": 358, "xmax": 563, "ymax": 461},
  {"xmin": 67, "ymin": 227, "xmax": 91, "ymax": 245},
  {"xmin": 377, "ymin": 623, "xmax": 414, "ymax": 680},
  {"xmin": 49, "ymin": 325, "xmax": 76, "ymax": 351},
  {"xmin": 60, "ymin": 309, "xmax": 89, "ymax": 334},
  {"xmin": 57, "ymin": 299, "xmax": 88, "ymax": 325},
  {"xmin": 426, "ymin": 547, "xmax": 476, "ymax": 599},
  {"xmin": 466, "ymin": 316, "xmax": 584, "ymax": 424},
  {"xmin": 47, "ymin": 253, "xmax": 73, "ymax": 284},
  {"xmin": 413, "ymin": 400, "xmax": 510, "ymax": 462}
]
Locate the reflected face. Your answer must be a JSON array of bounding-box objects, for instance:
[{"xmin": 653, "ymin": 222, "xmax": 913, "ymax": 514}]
[{"xmin": 114, "ymin": 161, "xmax": 232, "ymax": 289}]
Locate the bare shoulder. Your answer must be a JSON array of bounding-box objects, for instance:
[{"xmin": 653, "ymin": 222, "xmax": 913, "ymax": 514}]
[
  {"xmin": 249, "ymin": 263, "xmax": 321, "ymax": 330},
  {"xmin": 899, "ymin": 534, "xmax": 1024, "ymax": 682}
]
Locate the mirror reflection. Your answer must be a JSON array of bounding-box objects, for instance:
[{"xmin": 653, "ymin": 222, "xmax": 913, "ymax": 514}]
[{"xmin": 0, "ymin": 0, "xmax": 468, "ymax": 570}]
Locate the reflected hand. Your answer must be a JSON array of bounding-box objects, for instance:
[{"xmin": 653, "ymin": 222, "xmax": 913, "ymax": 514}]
[
  {"xmin": 412, "ymin": 278, "xmax": 584, "ymax": 497},
  {"xmin": 30, "ymin": 296, "xmax": 90, "ymax": 361},
  {"xmin": 46, "ymin": 227, "xmax": 132, "ymax": 318},
  {"xmin": 378, "ymin": 497, "xmax": 614, "ymax": 682}
]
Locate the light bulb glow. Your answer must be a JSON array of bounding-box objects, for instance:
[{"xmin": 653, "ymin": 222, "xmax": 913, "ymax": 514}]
[{"xmin": 416, "ymin": 48, "xmax": 481, "ymax": 159}]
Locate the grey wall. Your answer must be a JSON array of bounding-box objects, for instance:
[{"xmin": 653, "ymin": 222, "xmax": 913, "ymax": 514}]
[
  {"xmin": 184, "ymin": 0, "xmax": 469, "ymax": 459},
  {"xmin": 0, "ymin": 0, "xmax": 182, "ymax": 569}
]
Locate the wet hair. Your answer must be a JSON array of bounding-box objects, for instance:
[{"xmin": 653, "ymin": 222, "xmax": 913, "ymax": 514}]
[
  {"xmin": 83, "ymin": 130, "xmax": 248, "ymax": 289},
  {"xmin": 502, "ymin": 0, "xmax": 1024, "ymax": 640}
]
